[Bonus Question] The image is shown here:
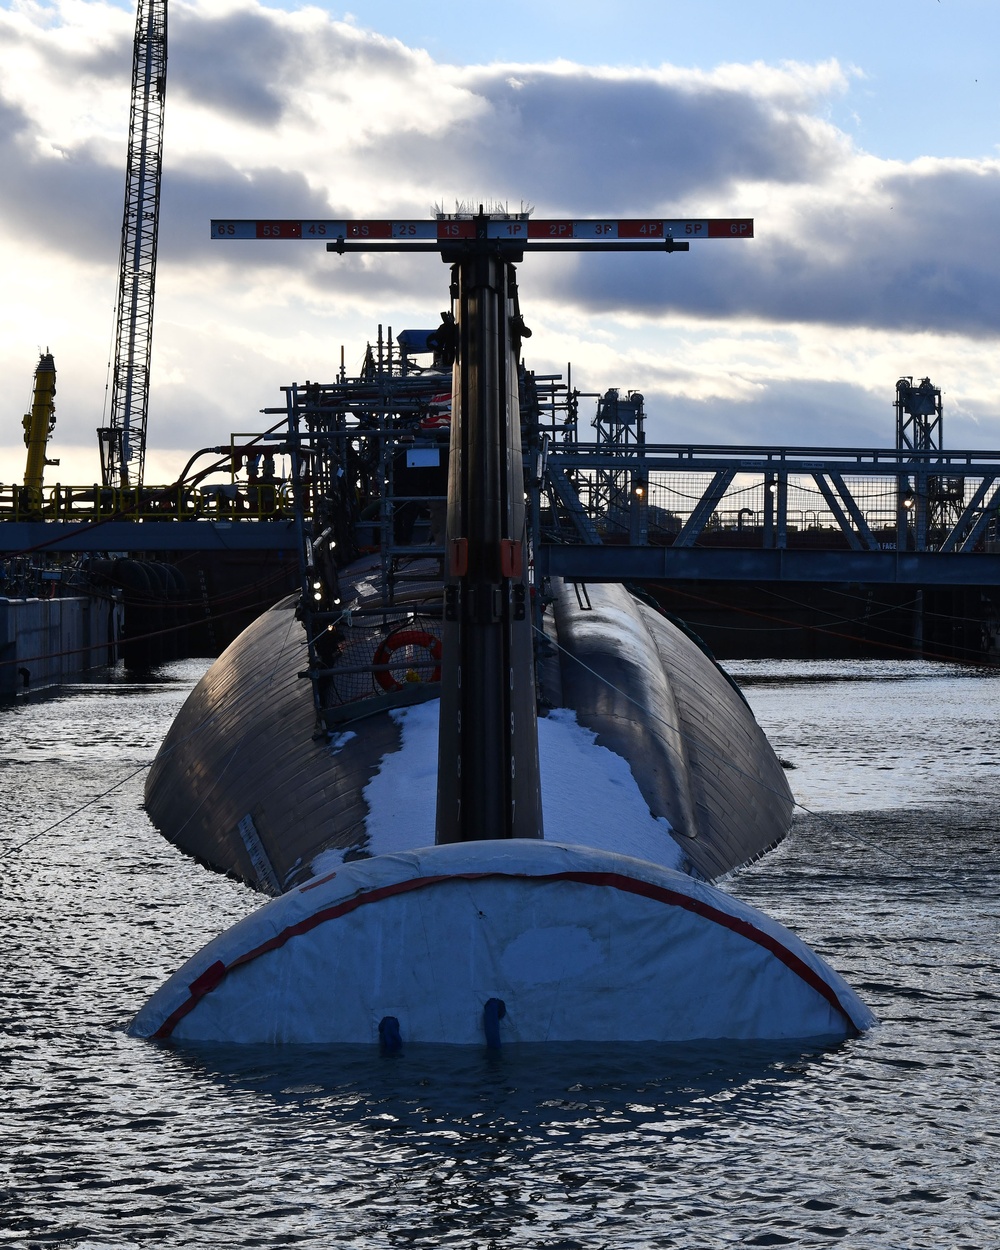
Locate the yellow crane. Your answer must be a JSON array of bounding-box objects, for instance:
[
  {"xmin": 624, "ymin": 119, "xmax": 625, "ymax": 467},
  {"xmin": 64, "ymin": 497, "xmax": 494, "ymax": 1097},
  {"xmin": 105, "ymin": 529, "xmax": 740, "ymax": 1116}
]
[{"xmin": 22, "ymin": 351, "xmax": 59, "ymax": 496}]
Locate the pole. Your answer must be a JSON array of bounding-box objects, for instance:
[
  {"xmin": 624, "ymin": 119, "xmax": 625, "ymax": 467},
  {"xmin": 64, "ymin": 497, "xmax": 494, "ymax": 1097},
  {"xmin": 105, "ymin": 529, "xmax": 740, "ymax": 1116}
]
[{"xmin": 435, "ymin": 226, "xmax": 543, "ymax": 843}]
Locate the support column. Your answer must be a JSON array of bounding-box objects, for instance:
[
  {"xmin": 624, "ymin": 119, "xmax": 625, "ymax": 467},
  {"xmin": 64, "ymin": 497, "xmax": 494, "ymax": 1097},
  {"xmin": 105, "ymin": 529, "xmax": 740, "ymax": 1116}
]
[
  {"xmin": 776, "ymin": 471, "xmax": 788, "ymax": 549},
  {"xmin": 763, "ymin": 472, "xmax": 775, "ymax": 548},
  {"xmin": 435, "ymin": 242, "xmax": 543, "ymax": 843}
]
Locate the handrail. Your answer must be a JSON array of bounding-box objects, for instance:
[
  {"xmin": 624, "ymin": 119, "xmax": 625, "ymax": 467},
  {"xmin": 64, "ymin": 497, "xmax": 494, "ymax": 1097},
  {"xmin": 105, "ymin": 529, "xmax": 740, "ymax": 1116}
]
[
  {"xmin": 549, "ymin": 444, "xmax": 1000, "ymax": 471},
  {"xmin": 0, "ymin": 482, "xmax": 298, "ymax": 524}
]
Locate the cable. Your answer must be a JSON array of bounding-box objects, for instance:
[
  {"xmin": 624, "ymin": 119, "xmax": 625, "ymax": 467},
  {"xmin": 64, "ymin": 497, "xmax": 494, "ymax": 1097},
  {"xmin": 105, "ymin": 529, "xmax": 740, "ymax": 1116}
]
[
  {"xmin": 672, "ymin": 591, "xmax": 913, "ymax": 635},
  {"xmin": 0, "ymin": 762, "xmax": 152, "ymax": 861},
  {"xmin": 536, "ymin": 621, "xmax": 924, "ymax": 872},
  {"xmin": 819, "ymin": 580, "xmax": 994, "ymax": 631},
  {"xmin": 0, "ymin": 611, "xmax": 304, "ymax": 863},
  {"xmin": 655, "ymin": 583, "xmax": 995, "ymax": 667}
]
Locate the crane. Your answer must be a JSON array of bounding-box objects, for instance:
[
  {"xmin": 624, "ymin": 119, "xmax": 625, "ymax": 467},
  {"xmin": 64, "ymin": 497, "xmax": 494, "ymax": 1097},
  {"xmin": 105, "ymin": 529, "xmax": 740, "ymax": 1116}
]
[
  {"xmin": 22, "ymin": 352, "xmax": 59, "ymax": 498},
  {"xmin": 98, "ymin": 0, "xmax": 167, "ymax": 490}
]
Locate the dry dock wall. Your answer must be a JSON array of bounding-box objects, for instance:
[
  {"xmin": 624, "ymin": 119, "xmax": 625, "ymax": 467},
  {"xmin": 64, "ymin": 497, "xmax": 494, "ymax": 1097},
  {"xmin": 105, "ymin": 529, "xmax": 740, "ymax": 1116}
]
[{"xmin": 0, "ymin": 596, "xmax": 119, "ymax": 697}]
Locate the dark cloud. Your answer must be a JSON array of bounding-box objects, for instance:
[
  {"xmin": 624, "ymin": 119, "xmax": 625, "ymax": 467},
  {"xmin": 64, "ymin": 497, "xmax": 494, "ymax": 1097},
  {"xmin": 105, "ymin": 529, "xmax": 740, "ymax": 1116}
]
[
  {"xmin": 0, "ymin": 81, "xmax": 330, "ymax": 274},
  {"xmin": 59, "ymin": 29, "xmax": 131, "ymax": 83},
  {"xmin": 168, "ymin": 8, "xmax": 417, "ymax": 125},
  {"xmin": 0, "ymin": 93, "xmax": 32, "ymax": 145},
  {"xmin": 359, "ymin": 68, "xmax": 837, "ymax": 208},
  {"xmin": 331, "ymin": 59, "xmax": 1000, "ymax": 338},
  {"xmin": 7, "ymin": 5, "xmax": 1000, "ymax": 353},
  {"xmin": 541, "ymin": 159, "xmax": 1000, "ymax": 336},
  {"xmin": 0, "ymin": 92, "xmax": 120, "ymax": 261},
  {"xmin": 638, "ymin": 377, "xmax": 894, "ymax": 448},
  {"xmin": 0, "ymin": 85, "xmax": 435, "ymax": 312},
  {"xmin": 169, "ymin": 7, "xmax": 299, "ymax": 124}
]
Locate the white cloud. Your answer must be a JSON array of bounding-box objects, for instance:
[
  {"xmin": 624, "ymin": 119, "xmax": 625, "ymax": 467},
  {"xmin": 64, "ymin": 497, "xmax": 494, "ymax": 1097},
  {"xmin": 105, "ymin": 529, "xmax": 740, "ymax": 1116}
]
[{"xmin": 2, "ymin": 0, "xmax": 999, "ymax": 490}]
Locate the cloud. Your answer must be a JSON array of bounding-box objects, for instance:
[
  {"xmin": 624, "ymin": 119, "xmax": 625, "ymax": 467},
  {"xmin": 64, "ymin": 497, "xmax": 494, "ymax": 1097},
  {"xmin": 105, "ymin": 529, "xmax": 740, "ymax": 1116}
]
[
  {"xmin": 641, "ymin": 376, "xmax": 891, "ymax": 448},
  {"xmin": 2, "ymin": 0, "xmax": 1000, "ymax": 487},
  {"xmin": 0, "ymin": 126, "xmax": 121, "ymax": 263},
  {"xmin": 360, "ymin": 62, "xmax": 846, "ymax": 210},
  {"xmin": 169, "ymin": 4, "xmax": 302, "ymax": 124},
  {"xmin": 548, "ymin": 155, "xmax": 1000, "ymax": 336}
]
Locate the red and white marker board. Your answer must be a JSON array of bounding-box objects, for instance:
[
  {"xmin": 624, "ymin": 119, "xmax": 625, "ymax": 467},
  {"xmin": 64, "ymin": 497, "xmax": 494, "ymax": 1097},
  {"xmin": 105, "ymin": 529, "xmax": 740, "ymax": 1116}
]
[{"xmin": 211, "ymin": 218, "xmax": 753, "ymax": 241}]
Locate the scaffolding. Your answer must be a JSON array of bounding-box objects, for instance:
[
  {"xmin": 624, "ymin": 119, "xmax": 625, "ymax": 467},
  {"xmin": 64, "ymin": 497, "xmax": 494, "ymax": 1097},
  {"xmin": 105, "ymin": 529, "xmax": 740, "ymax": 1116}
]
[{"xmin": 895, "ymin": 376, "xmax": 965, "ymax": 547}]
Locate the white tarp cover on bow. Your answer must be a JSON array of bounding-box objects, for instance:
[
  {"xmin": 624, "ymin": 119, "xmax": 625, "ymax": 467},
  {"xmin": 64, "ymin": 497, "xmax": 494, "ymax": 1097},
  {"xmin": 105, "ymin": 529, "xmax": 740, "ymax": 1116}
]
[{"xmin": 129, "ymin": 841, "xmax": 875, "ymax": 1045}]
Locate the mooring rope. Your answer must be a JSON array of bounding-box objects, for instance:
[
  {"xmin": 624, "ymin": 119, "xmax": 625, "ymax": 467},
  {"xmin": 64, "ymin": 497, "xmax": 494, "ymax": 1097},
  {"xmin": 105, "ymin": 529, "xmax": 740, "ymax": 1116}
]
[
  {"xmin": 0, "ymin": 612, "xmax": 302, "ymax": 863},
  {"xmin": 534, "ymin": 622, "xmax": 924, "ymax": 872}
]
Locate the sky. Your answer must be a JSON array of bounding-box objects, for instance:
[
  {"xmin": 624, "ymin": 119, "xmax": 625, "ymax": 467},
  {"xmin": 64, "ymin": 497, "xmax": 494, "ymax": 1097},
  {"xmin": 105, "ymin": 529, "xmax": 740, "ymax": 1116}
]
[{"xmin": 2, "ymin": 0, "xmax": 1000, "ymax": 485}]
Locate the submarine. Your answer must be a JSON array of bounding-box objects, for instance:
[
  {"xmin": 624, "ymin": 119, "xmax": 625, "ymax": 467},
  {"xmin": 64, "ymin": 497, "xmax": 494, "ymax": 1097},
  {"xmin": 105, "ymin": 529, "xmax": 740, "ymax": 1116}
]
[{"xmin": 130, "ymin": 211, "xmax": 874, "ymax": 1045}]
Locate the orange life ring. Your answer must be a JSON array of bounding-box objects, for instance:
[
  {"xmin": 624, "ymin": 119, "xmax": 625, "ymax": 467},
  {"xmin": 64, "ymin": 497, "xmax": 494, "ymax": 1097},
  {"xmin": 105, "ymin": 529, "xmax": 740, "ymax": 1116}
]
[{"xmin": 372, "ymin": 628, "xmax": 442, "ymax": 692}]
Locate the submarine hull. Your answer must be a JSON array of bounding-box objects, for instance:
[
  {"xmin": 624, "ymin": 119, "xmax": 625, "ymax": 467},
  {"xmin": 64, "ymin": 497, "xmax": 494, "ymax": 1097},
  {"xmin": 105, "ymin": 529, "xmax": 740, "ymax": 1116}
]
[{"xmin": 144, "ymin": 563, "xmax": 793, "ymax": 892}]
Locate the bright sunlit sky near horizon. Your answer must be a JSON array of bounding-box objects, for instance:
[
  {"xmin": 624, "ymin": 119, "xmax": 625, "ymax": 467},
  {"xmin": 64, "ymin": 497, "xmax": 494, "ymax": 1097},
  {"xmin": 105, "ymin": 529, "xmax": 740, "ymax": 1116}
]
[{"xmin": 3, "ymin": 0, "xmax": 1000, "ymax": 483}]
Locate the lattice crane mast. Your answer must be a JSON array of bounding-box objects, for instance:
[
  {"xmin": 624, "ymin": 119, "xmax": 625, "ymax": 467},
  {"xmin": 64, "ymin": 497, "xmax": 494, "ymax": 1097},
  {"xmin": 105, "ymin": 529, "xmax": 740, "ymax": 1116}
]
[{"xmin": 98, "ymin": 0, "xmax": 167, "ymax": 490}]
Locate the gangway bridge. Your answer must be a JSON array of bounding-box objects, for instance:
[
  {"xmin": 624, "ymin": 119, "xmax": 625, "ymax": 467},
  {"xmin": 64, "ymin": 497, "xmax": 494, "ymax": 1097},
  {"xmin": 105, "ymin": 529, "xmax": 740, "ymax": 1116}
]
[
  {"xmin": 534, "ymin": 442, "xmax": 1000, "ymax": 587},
  {"xmin": 4, "ymin": 437, "xmax": 1000, "ymax": 587}
]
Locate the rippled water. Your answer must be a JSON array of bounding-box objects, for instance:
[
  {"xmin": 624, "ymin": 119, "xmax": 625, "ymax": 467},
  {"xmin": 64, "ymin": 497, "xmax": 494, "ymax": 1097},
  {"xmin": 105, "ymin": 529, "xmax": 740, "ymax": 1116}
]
[{"xmin": 2, "ymin": 659, "xmax": 998, "ymax": 1248}]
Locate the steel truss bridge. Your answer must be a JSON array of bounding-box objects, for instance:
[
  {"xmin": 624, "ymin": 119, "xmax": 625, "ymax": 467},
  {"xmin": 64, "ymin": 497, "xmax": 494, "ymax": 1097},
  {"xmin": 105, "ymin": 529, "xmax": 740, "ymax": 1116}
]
[
  {"xmin": 534, "ymin": 442, "xmax": 1000, "ymax": 586},
  {"xmin": 4, "ymin": 441, "xmax": 1000, "ymax": 591}
]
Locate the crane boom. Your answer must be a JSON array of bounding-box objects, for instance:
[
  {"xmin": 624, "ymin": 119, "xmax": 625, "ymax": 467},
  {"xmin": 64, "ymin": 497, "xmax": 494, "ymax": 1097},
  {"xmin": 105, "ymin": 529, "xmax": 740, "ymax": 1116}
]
[
  {"xmin": 99, "ymin": 0, "xmax": 167, "ymax": 490},
  {"xmin": 22, "ymin": 352, "xmax": 58, "ymax": 493}
]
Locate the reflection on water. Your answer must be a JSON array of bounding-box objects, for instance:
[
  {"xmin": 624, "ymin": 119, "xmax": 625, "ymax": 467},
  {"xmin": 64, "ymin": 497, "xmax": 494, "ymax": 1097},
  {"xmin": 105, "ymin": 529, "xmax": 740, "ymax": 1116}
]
[
  {"xmin": 2, "ymin": 659, "xmax": 999, "ymax": 1248},
  {"xmin": 174, "ymin": 1037, "xmax": 835, "ymax": 1139},
  {"xmin": 727, "ymin": 658, "xmax": 1000, "ymax": 813},
  {"xmin": 728, "ymin": 657, "xmax": 992, "ymax": 684}
]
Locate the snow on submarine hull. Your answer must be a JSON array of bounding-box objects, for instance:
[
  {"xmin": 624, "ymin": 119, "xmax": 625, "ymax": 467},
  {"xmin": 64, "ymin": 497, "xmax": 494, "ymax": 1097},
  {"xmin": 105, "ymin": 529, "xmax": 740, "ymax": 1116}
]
[
  {"xmin": 128, "ymin": 841, "xmax": 875, "ymax": 1045},
  {"xmin": 142, "ymin": 560, "xmax": 794, "ymax": 894}
]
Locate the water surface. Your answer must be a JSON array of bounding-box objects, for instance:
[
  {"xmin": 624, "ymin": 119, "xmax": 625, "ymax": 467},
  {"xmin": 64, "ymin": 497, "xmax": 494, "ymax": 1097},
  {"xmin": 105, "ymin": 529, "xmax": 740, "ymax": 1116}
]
[{"xmin": 2, "ymin": 659, "xmax": 997, "ymax": 1247}]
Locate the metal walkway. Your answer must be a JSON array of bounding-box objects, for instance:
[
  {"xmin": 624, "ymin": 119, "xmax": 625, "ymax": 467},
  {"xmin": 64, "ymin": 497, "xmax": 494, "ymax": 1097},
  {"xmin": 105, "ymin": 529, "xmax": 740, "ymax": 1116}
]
[
  {"xmin": 543, "ymin": 444, "xmax": 1000, "ymax": 547},
  {"xmin": 5, "ymin": 440, "xmax": 1000, "ymax": 583},
  {"xmin": 533, "ymin": 442, "xmax": 1000, "ymax": 586}
]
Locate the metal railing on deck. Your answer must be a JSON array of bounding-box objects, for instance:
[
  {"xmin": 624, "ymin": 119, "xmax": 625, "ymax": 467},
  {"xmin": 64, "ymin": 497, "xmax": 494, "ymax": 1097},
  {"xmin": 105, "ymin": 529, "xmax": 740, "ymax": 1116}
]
[{"xmin": 0, "ymin": 483, "xmax": 298, "ymax": 523}]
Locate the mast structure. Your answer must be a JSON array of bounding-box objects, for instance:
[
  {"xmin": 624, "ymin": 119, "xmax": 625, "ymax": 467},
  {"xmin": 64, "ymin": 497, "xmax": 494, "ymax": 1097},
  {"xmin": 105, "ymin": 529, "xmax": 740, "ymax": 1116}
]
[
  {"xmin": 99, "ymin": 0, "xmax": 167, "ymax": 490},
  {"xmin": 432, "ymin": 230, "xmax": 544, "ymax": 842},
  {"xmin": 590, "ymin": 388, "xmax": 647, "ymax": 542},
  {"xmin": 212, "ymin": 210, "xmax": 751, "ymax": 842},
  {"xmin": 895, "ymin": 375, "xmax": 964, "ymax": 546}
]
